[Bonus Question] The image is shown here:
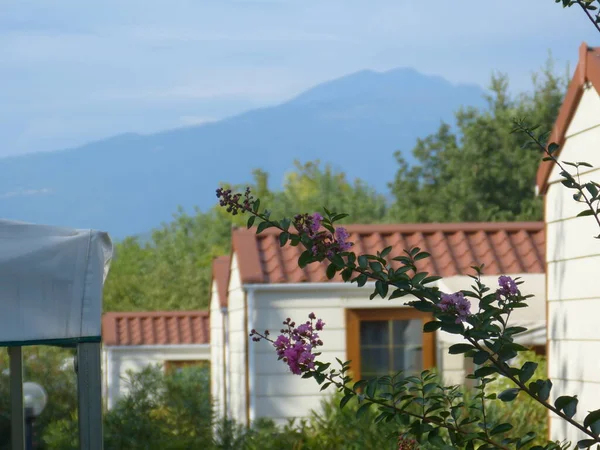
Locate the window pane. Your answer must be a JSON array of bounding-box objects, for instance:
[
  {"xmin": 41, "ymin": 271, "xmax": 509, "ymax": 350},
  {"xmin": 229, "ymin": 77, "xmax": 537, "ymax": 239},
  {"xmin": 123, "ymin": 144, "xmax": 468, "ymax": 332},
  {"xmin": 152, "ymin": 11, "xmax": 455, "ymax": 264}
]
[
  {"xmin": 360, "ymin": 320, "xmax": 389, "ymax": 346},
  {"xmin": 393, "ymin": 346, "xmax": 422, "ymax": 373},
  {"xmin": 359, "ymin": 317, "xmax": 424, "ymax": 379},
  {"xmin": 360, "ymin": 347, "xmax": 388, "ymax": 377}
]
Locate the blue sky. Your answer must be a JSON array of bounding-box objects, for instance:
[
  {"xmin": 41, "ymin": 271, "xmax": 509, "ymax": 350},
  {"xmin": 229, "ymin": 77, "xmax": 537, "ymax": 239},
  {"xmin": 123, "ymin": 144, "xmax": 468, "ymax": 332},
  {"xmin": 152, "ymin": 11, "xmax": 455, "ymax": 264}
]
[{"xmin": 0, "ymin": 0, "xmax": 597, "ymax": 157}]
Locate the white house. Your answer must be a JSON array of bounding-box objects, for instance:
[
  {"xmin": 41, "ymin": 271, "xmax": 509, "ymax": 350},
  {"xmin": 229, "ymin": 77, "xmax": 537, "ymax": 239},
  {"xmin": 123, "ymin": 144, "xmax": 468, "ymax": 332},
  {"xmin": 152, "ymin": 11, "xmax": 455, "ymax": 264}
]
[
  {"xmin": 210, "ymin": 222, "xmax": 546, "ymax": 426},
  {"xmin": 538, "ymin": 42, "xmax": 600, "ymax": 444},
  {"xmin": 102, "ymin": 310, "xmax": 210, "ymax": 409}
]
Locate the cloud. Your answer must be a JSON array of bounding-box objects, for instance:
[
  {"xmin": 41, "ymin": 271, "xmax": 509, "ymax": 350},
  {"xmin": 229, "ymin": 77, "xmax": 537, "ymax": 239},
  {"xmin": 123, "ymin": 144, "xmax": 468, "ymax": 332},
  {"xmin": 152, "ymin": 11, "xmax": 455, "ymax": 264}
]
[
  {"xmin": 0, "ymin": 188, "xmax": 53, "ymax": 199},
  {"xmin": 179, "ymin": 116, "xmax": 217, "ymax": 126}
]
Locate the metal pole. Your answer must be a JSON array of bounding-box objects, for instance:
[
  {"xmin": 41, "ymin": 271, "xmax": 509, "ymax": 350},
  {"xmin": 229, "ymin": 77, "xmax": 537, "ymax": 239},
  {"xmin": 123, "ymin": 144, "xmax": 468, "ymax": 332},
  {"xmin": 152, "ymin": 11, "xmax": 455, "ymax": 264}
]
[
  {"xmin": 24, "ymin": 409, "xmax": 33, "ymax": 450},
  {"xmin": 8, "ymin": 347, "xmax": 25, "ymax": 450},
  {"xmin": 76, "ymin": 342, "xmax": 103, "ymax": 450}
]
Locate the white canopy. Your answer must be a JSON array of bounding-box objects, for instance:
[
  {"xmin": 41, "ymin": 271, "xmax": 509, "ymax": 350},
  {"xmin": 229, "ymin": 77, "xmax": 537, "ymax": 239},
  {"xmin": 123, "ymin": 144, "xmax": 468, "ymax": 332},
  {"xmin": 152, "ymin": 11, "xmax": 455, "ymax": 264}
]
[{"xmin": 0, "ymin": 220, "xmax": 112, "ymax": 347}]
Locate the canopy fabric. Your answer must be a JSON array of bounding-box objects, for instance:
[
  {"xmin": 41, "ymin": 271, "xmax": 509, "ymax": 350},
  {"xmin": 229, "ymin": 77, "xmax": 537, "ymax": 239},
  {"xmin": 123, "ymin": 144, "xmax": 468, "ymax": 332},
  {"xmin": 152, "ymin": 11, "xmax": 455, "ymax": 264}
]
[{"xmin": 0, "ymin": 220, "xmax": 112, "ymax": 347}]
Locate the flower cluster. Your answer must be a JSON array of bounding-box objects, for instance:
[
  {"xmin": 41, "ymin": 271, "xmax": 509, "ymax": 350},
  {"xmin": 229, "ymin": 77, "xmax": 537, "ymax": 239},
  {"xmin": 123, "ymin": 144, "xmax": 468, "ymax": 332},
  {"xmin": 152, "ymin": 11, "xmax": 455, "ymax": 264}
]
[
  {"xmin": 438, "ymin": 291, "xmax": 471, "ymax": 323},
  {"xmin": 250, "ymin": 312, "xmax": 325, "ymax": 375},
  {"xmin": 215, "ymin": 186, "xmax": 254, "ymax": 215},
  {"xmin": 293, "ymin": 212, "xmax": 353, "ymax": 257},
  {"xmin": 497, "ymin": 275, "xmax": 518, "ymax": 296}
]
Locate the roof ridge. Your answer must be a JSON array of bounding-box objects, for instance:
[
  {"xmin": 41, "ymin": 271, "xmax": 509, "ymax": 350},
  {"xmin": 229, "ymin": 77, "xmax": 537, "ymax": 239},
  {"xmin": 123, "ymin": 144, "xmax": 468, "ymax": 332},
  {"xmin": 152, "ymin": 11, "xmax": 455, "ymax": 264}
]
[{"xmin": 537, "ymin": 42, "xmax": 600, "ymax": 193}]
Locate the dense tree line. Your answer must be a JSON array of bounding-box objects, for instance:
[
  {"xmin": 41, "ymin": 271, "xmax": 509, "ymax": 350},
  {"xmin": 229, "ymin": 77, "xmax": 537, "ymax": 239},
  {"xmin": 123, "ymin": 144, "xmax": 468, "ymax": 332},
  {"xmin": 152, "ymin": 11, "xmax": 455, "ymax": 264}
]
[{"xmin": 103, "ymin": 63, "xmax": 566, "ymax": 312}]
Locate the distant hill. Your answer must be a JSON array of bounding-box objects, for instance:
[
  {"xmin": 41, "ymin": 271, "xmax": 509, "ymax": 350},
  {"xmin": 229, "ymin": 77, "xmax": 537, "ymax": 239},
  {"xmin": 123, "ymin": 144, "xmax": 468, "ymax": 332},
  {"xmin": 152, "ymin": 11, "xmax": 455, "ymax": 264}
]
[{"xmin": 0, "ymin": 67, "xmax": 486, "ymax": 238}]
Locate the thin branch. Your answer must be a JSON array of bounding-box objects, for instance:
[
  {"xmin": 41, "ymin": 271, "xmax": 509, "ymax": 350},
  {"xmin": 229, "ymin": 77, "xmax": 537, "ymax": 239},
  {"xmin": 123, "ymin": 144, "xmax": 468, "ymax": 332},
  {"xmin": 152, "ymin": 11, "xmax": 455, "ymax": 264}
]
[{"xmin": 577, "ymin": 0, "xmax": 600, "ymax": 34}]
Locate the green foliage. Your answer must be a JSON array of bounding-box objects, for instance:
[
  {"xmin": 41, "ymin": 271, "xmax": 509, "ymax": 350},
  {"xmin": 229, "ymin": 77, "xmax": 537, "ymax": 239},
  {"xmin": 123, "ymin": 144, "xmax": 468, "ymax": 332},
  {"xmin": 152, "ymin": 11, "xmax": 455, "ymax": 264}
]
[
  {"xmin": 0, "ymin": 347, "xmax": 77, "ymax": 450},
  {"xmin": 388, "ymin": 59, "xmax": 567, "ymax": 223},
  {"xmin": 103, "ymin": 160, "xmax": 386, "ymax": 311},
  {"xmin": 44, "ymin": 365, "xmax": 213, "ymax": 450}
]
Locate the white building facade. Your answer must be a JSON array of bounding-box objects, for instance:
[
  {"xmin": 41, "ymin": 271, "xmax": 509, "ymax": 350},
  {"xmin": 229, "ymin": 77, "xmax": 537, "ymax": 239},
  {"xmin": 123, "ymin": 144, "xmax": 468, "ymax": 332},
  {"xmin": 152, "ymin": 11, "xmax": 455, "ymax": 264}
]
[
  {"xmin": 211, "ymin": 223, "xmax": 546, "ymax": 426},
  {"xmin": 102, "ymin": 310, "xmax": 210, "ymax": 409},
  {"xmin": 539, "ymin": 42, "xmax": 600, "ymax": 444}
]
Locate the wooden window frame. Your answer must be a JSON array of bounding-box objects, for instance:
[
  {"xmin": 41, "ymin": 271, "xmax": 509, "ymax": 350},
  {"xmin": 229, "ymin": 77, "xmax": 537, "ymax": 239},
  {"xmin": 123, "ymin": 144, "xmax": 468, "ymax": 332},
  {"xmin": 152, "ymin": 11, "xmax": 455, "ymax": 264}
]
[{"xmin": 346, "ymin": 308, "xmax": 435, "ymax": 380}]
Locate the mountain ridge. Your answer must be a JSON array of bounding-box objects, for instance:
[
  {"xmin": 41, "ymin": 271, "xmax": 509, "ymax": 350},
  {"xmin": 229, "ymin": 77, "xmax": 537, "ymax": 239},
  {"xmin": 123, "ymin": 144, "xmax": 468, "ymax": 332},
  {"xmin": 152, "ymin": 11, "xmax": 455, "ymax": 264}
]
[{"xmin": 0, "ymin": 67, "xmax": 487, "ymax": 237}]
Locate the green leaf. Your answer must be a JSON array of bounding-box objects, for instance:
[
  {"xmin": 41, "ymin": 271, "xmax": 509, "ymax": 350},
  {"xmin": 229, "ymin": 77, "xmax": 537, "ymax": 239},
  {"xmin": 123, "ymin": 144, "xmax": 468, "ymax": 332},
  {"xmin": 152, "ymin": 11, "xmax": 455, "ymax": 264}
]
[
  {"xmin": 298, "ymin": 251, "xmax": 312, "ymax": 268},
  {"xmin": 473, "ymin": 351, "xmax": 489, "ymax": 365},
  {"xmin": 326, "ymin": 263, "xmax": 337, "ymax": 280},
  {"xmin": 247, "ymin": 215, "xmax": 256, "ymax": 229},
  {"xmin": 414, "ymin": 251, "xmax": 431, "ymax": 261},
  {"xmin": 579, "ymin": 161, "xmax": 594, "ymax": 168},
  {"xmin": 411, "ymin": 272, "xmax": 429, "ymax": 285},
  {"xmin": 577, "ymin": 209, "xmax": 595, "ymax": 217},
  {"xmin": 583, "ymin": 409, "xmax": 600, "ymax": 429},
  {"xmin": 448, "ymin": 344, "xmax": 474, "ymax": 354},
  {"xmin": 519, "ymin": 361, "xmax": 538, "ymax": 384},
  {"xmin": 554, "ymin": 395, "xmax": 578, "ymax": 419},
  {"xmin": 380, "ymin": 246, "xmax": 393, "ymax": 258},
  {"xmin": 355, "ymin": 274, "xmax": 368, "ymax": 287},
  {"xmin": 341, "ymin": 267, "xmax": 353, "ymax": 282},
  {"xmin": 423, "ymin": 321, "xmax": 442, "ymax": 333},
  {"xmin": 537, "ymin": 379, "xmax": 552, "ymax": 401},
  {"xmin": 547, "ymin": 142, "xmax": 559, "ymax": 154},
  {"xmin": 490, "ymin": 423, "xmax": 513, "ymax": 435},
  {"xmin": 366, "ymin": 379, "xmax": 377, "ymax": 398},
  {"xmin": 340, "ymin": 393, "xmax": 353, "ymax": 409},
  {"xmin": 474, "ymin": 366, "xmax": 497, "ymax": 378},
  {"xmin": 358, "ymin": 255, "xmax": 368, "ymax": 269},
  {"xmin": 279, "ymin": 232, "xmax": 289, "ymax": 247},
  {"xmin": 577, "ymin": 439, "xmax": 597, "ymax": 449},
  {"xmin": 375, "ymin": 280, "xmax": 388, "ymax": 298},
  {"xmin": 252, "ymin": 199, "xmax": 260, "ymax": 213},
  {"xmin": 356, "ymin": 402, "xmax": 373, "ymax": 419},
  {"xmin": 256, "ymin": 221, "xmax": 272, "ymax": 234},
  {"xmin": 279, "ymin": 217, "xmax": 291, "ymax": 230},
  {"xmin": 498, "ymin": 388, "xmax": 520, "ymax": 402}
]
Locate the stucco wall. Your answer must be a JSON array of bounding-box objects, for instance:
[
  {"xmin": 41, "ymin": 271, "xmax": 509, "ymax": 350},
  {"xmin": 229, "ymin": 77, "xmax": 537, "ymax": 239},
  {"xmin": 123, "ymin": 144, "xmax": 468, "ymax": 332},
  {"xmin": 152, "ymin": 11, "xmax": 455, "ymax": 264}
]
[
  {"xmin": 247, "ymin": 285, "xmax": 440, "ymax": 425},
  {"xmin": 436, "ymin": 274, "xmax": 546, "ymax": 385},
  {"xmin": 210, "ymin": 280, "xmax": 225, "ymax": 418},
  {"xmin": 546, "ymin": 84, "xmax": 600, "ymax": 444},
  {"xmin": 226, "ymin": 254, "xmax": 248, "ymax": 426},
  {"xmin": 103, "ymin": 344, "xmax": 210, "ymax": 410}
]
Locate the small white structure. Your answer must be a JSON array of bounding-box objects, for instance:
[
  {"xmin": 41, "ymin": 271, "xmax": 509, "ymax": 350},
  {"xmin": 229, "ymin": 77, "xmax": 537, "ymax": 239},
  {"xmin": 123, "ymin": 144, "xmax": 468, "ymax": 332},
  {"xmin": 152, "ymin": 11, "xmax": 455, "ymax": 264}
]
[
  {"xmin": 102, "ymin": 310, "xmax": 210, "ymax": 409},
  {"xmin": 538, "ymin": 42, "xmax": 600, "ymax": 444},
  {"xmin": 0, "ymin": 219, "xmax": 112, "ymax": 450},
  {"xmin": 210, "ymin": 222, "xmax": 546, "ymax": 426}
]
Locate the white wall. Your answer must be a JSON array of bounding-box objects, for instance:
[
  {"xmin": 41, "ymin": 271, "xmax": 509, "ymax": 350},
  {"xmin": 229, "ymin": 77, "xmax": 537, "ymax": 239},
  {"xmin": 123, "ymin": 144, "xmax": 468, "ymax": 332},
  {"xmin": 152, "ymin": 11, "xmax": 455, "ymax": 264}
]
[
  {"xmin": 210, "ymin": 280, "xmax": 226, "ymax": 418},
  {"xmin": 103, "ymin": 344, "xmax": 210, "ymax": 410},
  {"xmin": 436, "ymin": 274, "xmax": 546, "ymax": 385},
  {"xmin": 226, "ymin": 254, "xmax": 248, "ymax": 426},
  {"xmin": 546, "ymin": 84, "xmax": 600, "ymax": 444},
  {"xmin": 247, "ymin": 285, "xmax": 436, "ymax": 425}
]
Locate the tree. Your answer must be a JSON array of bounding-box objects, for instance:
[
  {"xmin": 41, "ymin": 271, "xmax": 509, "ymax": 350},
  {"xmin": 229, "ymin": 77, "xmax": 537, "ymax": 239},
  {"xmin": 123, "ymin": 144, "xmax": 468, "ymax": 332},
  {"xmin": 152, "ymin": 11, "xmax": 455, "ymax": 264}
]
[
  {"xmin": 388, "ymin": 61, "xmax": 567, "ymax": 223},
  {"xmin": 103, "ymin": 161, "xmax": 386, "ymax": 311}
]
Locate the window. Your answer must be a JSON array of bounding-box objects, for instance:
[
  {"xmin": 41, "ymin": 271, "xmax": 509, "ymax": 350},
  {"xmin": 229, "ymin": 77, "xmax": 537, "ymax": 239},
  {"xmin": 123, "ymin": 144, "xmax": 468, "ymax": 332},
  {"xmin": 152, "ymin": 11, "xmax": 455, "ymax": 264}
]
[
  {"xmin": 164, "ymin": 360, "xmax": 209, "ymax": 374},
  {"xmin": 346, "ymin": 308, "xmax": 435, "ymax": 380}
]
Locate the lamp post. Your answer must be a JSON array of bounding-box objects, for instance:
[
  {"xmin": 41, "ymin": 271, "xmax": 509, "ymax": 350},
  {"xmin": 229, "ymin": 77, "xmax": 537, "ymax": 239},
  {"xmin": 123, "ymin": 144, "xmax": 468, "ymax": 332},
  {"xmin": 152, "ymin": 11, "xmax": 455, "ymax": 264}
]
[{"xmin": 23, "ymin": 382, "xmax": 47, "ymax": 450}]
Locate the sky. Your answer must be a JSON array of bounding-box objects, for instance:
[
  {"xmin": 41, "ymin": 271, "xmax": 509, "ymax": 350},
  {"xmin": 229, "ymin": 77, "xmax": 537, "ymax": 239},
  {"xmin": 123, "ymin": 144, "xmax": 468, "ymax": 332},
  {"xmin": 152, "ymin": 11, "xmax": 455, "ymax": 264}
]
[{"xmin": 0, "ymin": 0, "xmax": 597, "ymax": 158}]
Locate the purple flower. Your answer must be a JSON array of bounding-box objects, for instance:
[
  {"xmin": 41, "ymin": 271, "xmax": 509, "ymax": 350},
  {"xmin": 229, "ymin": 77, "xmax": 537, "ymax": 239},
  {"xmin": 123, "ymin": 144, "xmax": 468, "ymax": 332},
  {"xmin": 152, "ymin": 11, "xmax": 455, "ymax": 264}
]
[
  {"xmin": 315, "ymin": 319, "xmax": 325, "ymax": 331},
  {"xmin": 439, "ymin": 292, "xmax": 471, "ymax": 323},
  {"xmin": 334, "ymin": 227, "xmax": 353, "ymax": 251},
  {"xmin": 310, "ymin": 213, "xmax": 323, "ymax": 234},
  {"xmin": 498, "ymin": 275, "xmax": 518, "ymax": 296}
]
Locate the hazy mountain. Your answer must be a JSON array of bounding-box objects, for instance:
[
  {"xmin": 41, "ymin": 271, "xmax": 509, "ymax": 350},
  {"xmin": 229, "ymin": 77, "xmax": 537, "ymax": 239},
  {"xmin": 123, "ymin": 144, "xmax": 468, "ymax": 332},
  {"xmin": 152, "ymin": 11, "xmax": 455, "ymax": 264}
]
[{"xmin": 0, "ymin": 67, "xmax": 486, "ymax": 238}]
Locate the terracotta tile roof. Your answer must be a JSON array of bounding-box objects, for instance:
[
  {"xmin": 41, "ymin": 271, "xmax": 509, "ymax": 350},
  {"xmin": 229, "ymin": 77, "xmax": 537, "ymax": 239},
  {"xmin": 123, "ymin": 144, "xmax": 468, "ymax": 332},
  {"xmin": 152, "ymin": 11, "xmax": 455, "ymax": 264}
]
[
  {"xmin": 231, "ymin": 222, "xmax": 545, "ymax": 285},
  {"xmin": 212, "ymin": 256, "xmax": 230, "ymax": 308},
  {"xmin": 102, "ymin": 310, "xmax": 210, "ymax": 346},
  {"xmin": 537, "ymin": 42, "xmax": 600, "ymax": 194}
]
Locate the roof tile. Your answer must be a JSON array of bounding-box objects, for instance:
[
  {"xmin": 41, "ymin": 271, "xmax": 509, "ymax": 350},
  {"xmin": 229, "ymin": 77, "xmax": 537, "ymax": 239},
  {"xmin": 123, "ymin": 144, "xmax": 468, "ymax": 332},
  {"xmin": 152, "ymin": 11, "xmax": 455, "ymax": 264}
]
[
  {"xmin": 231, "ymin": 222, "xmax": 545, "ymax": 285},
  {"xmin": 102, "ymin": 310, "xmax": 209, "ymax": 346}
]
